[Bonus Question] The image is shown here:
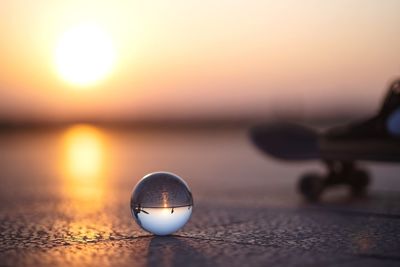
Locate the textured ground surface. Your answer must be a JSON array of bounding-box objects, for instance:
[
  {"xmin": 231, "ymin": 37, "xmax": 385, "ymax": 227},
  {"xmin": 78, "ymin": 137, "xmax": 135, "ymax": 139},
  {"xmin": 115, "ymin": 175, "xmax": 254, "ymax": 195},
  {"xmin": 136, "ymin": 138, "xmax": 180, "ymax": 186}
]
[{"xmin": 0, "ymin": 125, "xmax": 400, "ymax": 266}]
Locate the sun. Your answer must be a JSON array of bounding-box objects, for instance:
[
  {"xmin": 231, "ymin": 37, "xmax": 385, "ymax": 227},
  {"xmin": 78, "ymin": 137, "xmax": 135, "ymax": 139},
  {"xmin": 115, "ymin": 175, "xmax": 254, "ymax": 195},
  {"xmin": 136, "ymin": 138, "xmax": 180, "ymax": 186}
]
[{"xmin": 55, "ymin": 24, "xmax": 116, "ymax": 86}]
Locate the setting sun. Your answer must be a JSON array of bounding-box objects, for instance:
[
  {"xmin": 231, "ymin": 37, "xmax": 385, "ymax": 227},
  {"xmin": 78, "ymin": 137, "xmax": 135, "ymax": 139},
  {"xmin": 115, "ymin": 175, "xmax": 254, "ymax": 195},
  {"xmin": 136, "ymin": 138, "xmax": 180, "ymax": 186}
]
[{"xmin": 55, "ymin": 24, "xmax": 116, "ymax": 87}]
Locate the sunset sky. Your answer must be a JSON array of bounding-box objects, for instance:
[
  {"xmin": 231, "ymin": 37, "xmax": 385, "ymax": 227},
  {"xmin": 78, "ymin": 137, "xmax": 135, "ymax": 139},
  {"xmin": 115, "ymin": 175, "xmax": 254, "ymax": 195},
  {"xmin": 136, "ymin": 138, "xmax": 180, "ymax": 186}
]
[{"xmin": 0, "ymin": 0, "xmax": 399, "ymax": 122}]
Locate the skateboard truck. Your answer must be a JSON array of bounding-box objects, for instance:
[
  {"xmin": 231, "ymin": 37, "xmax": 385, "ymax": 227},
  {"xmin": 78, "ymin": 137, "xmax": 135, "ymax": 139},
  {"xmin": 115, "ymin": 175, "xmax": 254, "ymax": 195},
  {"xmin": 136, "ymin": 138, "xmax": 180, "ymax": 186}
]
[{"xmin": 298, "ymin": 160, "xmax": 370, "ymax": 202}]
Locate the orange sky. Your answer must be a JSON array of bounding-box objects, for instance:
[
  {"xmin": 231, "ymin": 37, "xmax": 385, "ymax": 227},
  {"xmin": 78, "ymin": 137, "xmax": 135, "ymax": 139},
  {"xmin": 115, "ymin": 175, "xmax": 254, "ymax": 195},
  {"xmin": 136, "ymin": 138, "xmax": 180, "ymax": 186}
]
[{"xmin": 0, "ymin": 0, "xmax": 399, "ymax": 122}]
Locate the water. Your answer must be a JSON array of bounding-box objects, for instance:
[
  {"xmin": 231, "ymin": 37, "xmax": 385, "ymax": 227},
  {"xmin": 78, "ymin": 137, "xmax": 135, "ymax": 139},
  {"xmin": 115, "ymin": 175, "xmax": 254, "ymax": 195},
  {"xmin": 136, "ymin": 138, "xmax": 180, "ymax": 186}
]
[{"xmin": 130, "ymin": 172, "xmax": 193, "ymax": 235}]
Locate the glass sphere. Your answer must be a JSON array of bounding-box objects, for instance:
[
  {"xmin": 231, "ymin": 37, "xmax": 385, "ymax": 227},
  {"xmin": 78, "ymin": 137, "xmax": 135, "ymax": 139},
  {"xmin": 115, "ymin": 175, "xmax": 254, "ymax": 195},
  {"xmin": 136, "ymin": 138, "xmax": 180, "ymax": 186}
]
[{"xmin": 130, "ymin": 172, "xmax": 193, "ymax": 235}]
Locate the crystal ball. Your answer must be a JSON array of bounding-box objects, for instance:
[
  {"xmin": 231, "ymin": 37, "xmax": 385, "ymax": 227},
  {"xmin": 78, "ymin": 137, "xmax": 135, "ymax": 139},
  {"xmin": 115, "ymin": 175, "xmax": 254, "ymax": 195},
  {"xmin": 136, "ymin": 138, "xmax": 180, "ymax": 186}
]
[{"xmin": 130, "ymin": 172, "xmax": 193, "ymax": 235}]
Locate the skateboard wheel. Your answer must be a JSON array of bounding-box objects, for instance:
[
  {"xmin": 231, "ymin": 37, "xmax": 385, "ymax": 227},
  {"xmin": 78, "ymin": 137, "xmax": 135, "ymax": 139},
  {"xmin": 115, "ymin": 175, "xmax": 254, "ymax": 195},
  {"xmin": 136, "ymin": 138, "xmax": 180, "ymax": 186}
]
[
  {"xmin": 349, "ymin": 169, "xmax": 370, "ymax": 196},
  {"xmin": 298, "ymin": 173, "xmax": 324, "ymax": 202}
]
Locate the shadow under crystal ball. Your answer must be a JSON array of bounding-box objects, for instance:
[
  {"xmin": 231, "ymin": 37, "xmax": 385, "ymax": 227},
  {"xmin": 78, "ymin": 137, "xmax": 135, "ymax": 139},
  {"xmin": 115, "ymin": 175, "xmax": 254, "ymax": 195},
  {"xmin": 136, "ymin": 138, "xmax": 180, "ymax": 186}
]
[{"xmin": 130, "ymin": 172, "xmax": 193, "ymax": 235}]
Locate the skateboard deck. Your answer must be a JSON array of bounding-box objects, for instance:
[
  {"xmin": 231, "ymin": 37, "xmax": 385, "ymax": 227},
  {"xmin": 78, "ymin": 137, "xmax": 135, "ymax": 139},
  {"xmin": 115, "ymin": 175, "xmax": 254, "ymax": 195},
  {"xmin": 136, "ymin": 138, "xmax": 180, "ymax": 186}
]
[{"xmin": 250, "ymin": 122, "xmax": 400, "ymax": 163}]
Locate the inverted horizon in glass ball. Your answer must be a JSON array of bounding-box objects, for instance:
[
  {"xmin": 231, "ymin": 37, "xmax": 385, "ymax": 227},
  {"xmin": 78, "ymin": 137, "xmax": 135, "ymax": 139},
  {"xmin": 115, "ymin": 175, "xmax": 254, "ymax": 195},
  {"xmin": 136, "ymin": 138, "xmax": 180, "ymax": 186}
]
[{"xmin": 130, "ymin": 172, "xmax": 193, "ymax": 236}]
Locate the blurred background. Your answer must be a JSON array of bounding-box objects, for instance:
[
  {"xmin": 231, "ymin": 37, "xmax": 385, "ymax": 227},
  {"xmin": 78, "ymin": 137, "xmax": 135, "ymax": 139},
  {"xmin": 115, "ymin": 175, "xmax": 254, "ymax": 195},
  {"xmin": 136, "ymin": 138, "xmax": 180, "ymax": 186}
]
[
  {"xmin": 1, "ymin": 0, "xmax": 399, "ymax": 124},
  {"xmin": 1, "ymin": 0, "xmax": 400, "ymax": 200}
]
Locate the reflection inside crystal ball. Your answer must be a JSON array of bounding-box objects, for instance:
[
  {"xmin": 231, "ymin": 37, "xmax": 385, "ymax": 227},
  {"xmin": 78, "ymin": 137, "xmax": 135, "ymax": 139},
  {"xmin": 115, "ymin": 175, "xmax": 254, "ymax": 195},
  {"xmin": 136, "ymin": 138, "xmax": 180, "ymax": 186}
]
[{"xmin": 130, "ymin": 172, "xmax": 193, "ymax": 235}]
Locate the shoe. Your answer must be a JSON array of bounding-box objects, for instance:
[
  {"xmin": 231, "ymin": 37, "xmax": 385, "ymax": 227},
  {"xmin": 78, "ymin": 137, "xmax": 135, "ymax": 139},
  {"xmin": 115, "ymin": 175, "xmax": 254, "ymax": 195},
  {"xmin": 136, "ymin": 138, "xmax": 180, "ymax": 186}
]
[{"xmin": 321, "ymin": 79, "xmax": 400, "ymax": 161}]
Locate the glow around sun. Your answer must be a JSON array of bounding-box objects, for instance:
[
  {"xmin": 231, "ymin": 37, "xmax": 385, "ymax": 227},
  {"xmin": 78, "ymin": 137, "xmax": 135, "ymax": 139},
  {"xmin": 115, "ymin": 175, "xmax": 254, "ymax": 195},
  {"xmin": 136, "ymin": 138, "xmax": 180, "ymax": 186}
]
[{"xmin": 55, "ymin": 24, "xmax": 116, "ymax": 87}]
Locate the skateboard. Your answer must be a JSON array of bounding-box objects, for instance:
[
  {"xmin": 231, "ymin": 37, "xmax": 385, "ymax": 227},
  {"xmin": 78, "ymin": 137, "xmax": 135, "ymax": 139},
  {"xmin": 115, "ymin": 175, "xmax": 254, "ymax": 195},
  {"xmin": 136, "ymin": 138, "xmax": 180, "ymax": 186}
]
[{"xmin": 250, "ymin": 79, "xmax": 400, "ymax": 201}]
